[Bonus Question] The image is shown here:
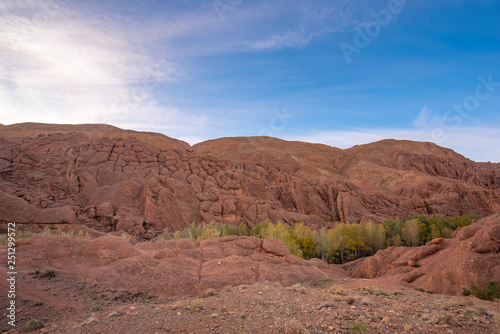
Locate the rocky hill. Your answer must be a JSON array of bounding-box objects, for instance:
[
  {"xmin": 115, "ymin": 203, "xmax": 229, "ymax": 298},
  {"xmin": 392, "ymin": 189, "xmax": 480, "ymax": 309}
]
[{"xmin": 1, "ymin": 123, "xmax": 499, "ymax": 239}]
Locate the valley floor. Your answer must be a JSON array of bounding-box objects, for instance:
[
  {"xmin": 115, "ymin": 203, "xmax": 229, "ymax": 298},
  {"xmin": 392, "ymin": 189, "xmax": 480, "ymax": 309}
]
[{"xmin": 2, "ymin": 277, "xmax": 499, "ymax": 334}]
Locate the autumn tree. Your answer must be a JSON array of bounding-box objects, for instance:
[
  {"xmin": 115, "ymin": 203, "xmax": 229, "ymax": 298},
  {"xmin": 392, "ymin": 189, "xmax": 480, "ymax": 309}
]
[{"xmin": 401, "ymin": 219, "xmax": 420, "ymax": 247}]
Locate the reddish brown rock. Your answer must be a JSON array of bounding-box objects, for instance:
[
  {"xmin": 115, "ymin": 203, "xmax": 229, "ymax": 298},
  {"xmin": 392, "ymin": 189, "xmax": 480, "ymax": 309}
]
[
  {"xmin": 7, "ymin": 234, "xmax": 349, "ymax": 297},
  {"xmin": 1, "ymin": 123, "xmax": 499, "ymax": 239},
  {"xmin": 262, "ymin": 238, "xmax": 290, "ymax": 257},
  {"xmin": 343, "ymin": 214, "xmax": 500, "ymax": 296}
]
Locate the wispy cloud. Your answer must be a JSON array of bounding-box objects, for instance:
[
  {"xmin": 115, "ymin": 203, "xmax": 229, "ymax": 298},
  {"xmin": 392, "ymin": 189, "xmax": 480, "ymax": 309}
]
[
  {"xmin": 0, "ymin": 0, "xmax": 183, "ymax": 128},
  {"xmin": 0, "ymin": 0, "xmax": 359, "ymax": 129}
]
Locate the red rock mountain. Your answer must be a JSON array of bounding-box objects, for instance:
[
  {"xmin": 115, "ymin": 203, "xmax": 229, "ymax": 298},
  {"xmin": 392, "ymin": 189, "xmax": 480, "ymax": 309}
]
[{"xmin": 1, "ymin": 123, "xmax": 499, "ymax": 239}]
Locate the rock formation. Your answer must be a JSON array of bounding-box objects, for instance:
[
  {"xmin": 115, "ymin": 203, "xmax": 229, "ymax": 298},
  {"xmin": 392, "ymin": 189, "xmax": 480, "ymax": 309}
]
[
  {"xmin": 343, "ymin": 213, "xmax": 500, "ymax": 295},
  {"xmin": 0, "ymin": 123, "xmax": 499, "ymax": 239},
  {"xmin": 12, "ymin": 235, "xmax": 349, "ymax": 297}
]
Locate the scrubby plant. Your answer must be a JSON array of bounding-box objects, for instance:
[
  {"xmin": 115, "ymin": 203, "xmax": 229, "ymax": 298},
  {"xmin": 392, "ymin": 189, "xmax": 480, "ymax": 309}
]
[
  {"xmin": 346, "ymin": 297, "xmax": 357, "ymax": 305},
  {"xmin": 41, "ymin": 269, "xmax": 55, "ymax": 279},
  {"xmin": 199, "ymin": 288, "xmax": 217, "ymax": 298},
  {"xmin": 288, "ymin": 284, "xmax": 306, "ymax": 294},
  {"xmin": 21, "ymin": 319, "xmax": 44, "ymax": 332},
  {"xmin": 284, "ymin": 318, "xmax": 302, "ymax": 334},
  {"xmin": 190, "ymin": 299, "xmax": 204, "ymax": 311},
  {"xmin": 32, "ymin": 300, "xmax": 44, "ymax": 307},
  {"xmin": 471, "ymin": 282, "xmax": 500, "ymax": 301},
  {"xmin": 161, "ymin": 227, "xmax": 171, "ymax": 240},
  {"xmin": 87, "ymin": 304, "xmax": 102, "ymax": 312},
  {"xmin": 350, "ymin": 321, "xmax": 368, "ymax": 333}
]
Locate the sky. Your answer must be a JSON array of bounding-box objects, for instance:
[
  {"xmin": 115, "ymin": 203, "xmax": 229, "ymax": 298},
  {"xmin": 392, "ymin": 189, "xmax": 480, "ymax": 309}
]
[{"xmin": 0, "ymin": 0, "xmax": 499, "ymax": 162}]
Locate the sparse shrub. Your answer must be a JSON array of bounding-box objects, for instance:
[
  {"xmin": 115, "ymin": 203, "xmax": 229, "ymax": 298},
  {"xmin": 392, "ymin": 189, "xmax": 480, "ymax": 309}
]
[
  {"xmin": 239, "ymin": 313, "xmax": 246, "ymax": 319},
  {"xmin": 439, "ymin": 313, "xmax": 454, "ymax": 324},
  {"xmin": 329, "ymin": 285, "xmax": 347, "ymax": 296},
  {"xmin": 362, "ymin": 286, "xmax": 389, "ymax": 296},
  {"xmin": 360, "ymin": 298, "xmax": 372, "ymax": 306},
  {"xmin": 41, "ymin": 227, "xmax": 52, "ymax": 236},
  {"xmin": 350, "ymin": 321, "xmax": 368, "ymax": 333},
  {"xmin": 161, "ymin": 227, "xmax": 171, "ymax": 240},
  {"xmin": 32, "ymin": 300, "xmax": 44, "ymax": 307},
  {"xmin": 346, "ymin": 297, "xmax": 356, "ymax": 305},
  {"xmin": 41, "ymin": 269, "xmax": 55, "ymax": 279},
  {"xmin": 462, "ymin": 287, "xmax": 471, "ymax": 296},
  {"xmin": 471, "ymin": 282, "xmax": 500, "ymax": 301},
  {"xmin": 284, "ymin": 318, "xmax": 302, "ymax": 334},
  {"xmin": 288, "ymin": 284, "xmax": 306, "ymax": 294},
  {"xmin": 76, "ymin": 230, "xmax": 91, "ymax": 239},
  {"xmin": 199, "ymin": 288, "xmax": 217, "ymax": 298},
  {"xmin": 190, "ymin": 299, "xmax": 204, "ymax": 311},
  {"xmin": 21, "ymin": 319, "xmax": 44, "ymax": 332},
  {"xmin": 87, "ymin": 304, "xmax": 102, "ymax": 312},
  {"xmin": 475, "ymin": 306, "xmax": 493, "ymax": 317},
  {"xmin": 310, "ymin": 279, "xmax": 334, "ymax": 287}
]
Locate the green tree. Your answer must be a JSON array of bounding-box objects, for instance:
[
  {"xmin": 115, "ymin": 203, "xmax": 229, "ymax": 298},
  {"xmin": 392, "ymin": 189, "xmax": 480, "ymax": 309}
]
[
  {"xmin": 402, "ymin": 219, "xmax": 420, "ymax": 247},
  {"xmin": 313, "ymin": 227, "xmax": 334, "ymax": 261},
  {"xmin": 330, "ymin": 223, "xmax": 348, "ymax": 264},
  {"xmin": 383, "ymin": 218, "xmax": 403, "ymax": 246},
  {"xmin": 238, "ymin": 222, "xmax": 249, "ymax": 236},
  {"xmin": 262, "ymin": 221, "xmax": 302, "ymax": 257},
  {"xmin": 364, "ymin": 221, "xmax": 386, "ymax": 254},
  {"xmin": 299, "ymin": 237, "xmax": 316, "ymax": 260},
  {"xmin": 344, "ymin": 224, "xmax": 366, "ymax": 258}
]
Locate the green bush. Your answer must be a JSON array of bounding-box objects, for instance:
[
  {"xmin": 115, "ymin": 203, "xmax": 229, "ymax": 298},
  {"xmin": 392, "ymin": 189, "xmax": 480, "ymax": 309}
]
[
  {"xmin": 21, "ymin": 319, "xmax": 44, "ymax": 332},
  {"xmin": 41, "ymin": 269, "xmax": 55, "ymax": 279},
  {"xmin": 471, "ymin": 282, "xmax": 500, "ymax": 301},
  {"xmin": 350, "ymin": 321, "xmax": 368, "ymax": 333}
]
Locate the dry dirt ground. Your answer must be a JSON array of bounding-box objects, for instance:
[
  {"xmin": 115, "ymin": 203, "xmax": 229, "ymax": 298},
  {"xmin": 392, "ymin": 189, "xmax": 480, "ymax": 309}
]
[{"xmin": 2, "ymin": 275, "xmax": 499, "ymax": 334}]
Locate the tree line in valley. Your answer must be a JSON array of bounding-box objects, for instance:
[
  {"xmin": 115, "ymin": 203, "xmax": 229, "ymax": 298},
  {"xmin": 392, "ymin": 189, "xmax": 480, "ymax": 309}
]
[{"xmin": 167, "ymin": 213, "xmax": 479, "ymax": 264}]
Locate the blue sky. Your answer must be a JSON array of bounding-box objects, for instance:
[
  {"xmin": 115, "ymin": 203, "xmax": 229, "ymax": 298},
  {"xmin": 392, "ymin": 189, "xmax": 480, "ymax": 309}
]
[{"xmin": 1, "ymin": 0, "xmax": 499, "ymax": 162}]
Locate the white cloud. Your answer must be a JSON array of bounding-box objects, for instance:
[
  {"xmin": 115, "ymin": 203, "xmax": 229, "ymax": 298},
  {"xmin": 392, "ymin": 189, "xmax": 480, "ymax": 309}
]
[
  {"xmin": 0, "ymin": 0, "xmax": 182, "ymax": 128},
  {"xmin": 0, "ymin": 0, "xmax": 359, "ymax": 131},
  {"xmin": 288, "ymin": 127, "xmax": 500, "ymax": 163}
]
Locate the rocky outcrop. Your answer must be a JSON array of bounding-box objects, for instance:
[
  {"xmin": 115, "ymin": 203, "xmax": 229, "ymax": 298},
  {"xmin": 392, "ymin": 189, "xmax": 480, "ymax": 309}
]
[
  {"xmin": 13, "ymin": 235, "xmax": 349, "ymax": 297},
  {"xmin": 7, "ymin": 215, "xmax": 500, "ymax": 297},
  {"xmin": 342, "ymin": 213, "xmax": 500, "ymax": 295},
  {"xmin": 1, "ymin": 123, "xmax": 499, "ymax": 238},
  {"xmin": 0, "ymin": 191, "xmax": 75, "ymax": 230}
]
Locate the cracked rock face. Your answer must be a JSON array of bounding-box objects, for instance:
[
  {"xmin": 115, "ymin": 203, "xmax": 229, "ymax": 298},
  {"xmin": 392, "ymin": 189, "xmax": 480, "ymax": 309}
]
[{"xmin": 1, "ymin": 124, "xmax": 499, "ymax": 240}]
